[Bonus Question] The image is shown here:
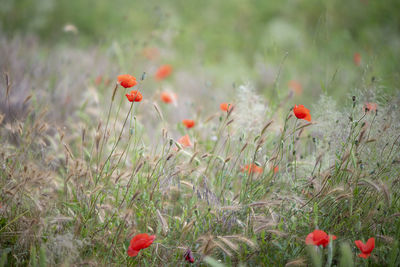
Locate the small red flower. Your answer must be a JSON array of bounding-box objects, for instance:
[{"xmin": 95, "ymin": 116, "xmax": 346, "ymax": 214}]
[
  {"xmin": 364, "ymin": 102, "xmax": 378, "ymax": 113},
  {"xmin": 182, "ymin": 119, "xmax": 195, "ymax": 129},
  {"xmin": 142, "ymin": 47, "xmax": 159, "ymax": 60},
  {"xmin": 354, "ymin": 53, "xmax": 361, "ymax": 66},
  {"xmin": 95, "ymin": 75, "xmax": 103, "ymax": 86},
  {"xmin": 161, "ymin": 92, "xmax": 177, "ymax": 104},
  {"xmin": 293, "ymin": 105, "xmax": 311, "ymax": 122},
  {"xmin": 355, "ymin": 237, "xmax": 375, "ymax": 259},
  {"xmin": 156, "ymin": 64, "xmax": 173, "ymax": 80},
  {"xmin": 125, "ymin": 90, "xmax": 143, "ymax": 102},
  {"xmin": 241, "ymin": 164, "xmax": 263, "ymax": 174},
  {"xmin": 118, "ymin": 74, "xmax": 138, "ymax": 88},
  {"xmin": 273, "ymin": 165, "xmax": 279, "ymax": 174},
  {"xmin": 288, "ymin": 80, "xmax": 303, "ymax": 95},
  {"xmin": 178, "ymin": 134, "xmax": 193, "ymax": 148},
  {"xmin": 184, "ymin": 248, "xmax": 195, "ymax": 263},
  {"xmin": 220, "ymin": 103, "xmax": 233, "ymax": 112},
  {"xmin": 305, "ymin": 230, "xmax": 336, "ymax": 248},
  {"xmin": 127, "ymin": 233, "xmax": 155, "ymax": 257}
]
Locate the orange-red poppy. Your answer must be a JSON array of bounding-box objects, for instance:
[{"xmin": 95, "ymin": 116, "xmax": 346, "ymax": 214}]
[
  {"xmin": 104, "ymin": 78, "xmax": 111, "ymax": 87},
  {"xmin": 155, "ymin": 64, "xmax": 173, "ymax": 80},
  {"xmin": 182, "ymin": 119, "xmax": 195, "ymax": 129},
  {"xmin": 273, "ymin": 165, "xmax": 279, "ymax": 174},
  {"xmin": 127, "ymin": 233, "xmax": 155, "ymax": 257},
  {"xmin": 125, "ymin": 90, "xmax": 143, "ymax": 102},
  {"xmin": 305, "ymin": 230, "xmax": 336, "ymax": 248},
  {"xmin": 355, "ymin": 237, "xmax": 375, "ymax": 259},
  {"xmin": 220, "ymin": 103, "xmax": 233, "ymax": 112},
  {"xmin": 241, "ymin": 164, "xmax": 263, "ymax": 174},
  {"xmin": 293, "ymin": 105, "xmax": 311, "ymax": 122},
  {"xmin": 354, "ymin": 53, "xmax": 361, "ymax": 66},
  {"xmin": 178, "ymin": 134, "xmax": 193, "ymax": 147},
  {"xmin": 95, "ymin": 75, "xmax": 103, "ymax": 86},
  {"xmin": 161, "ymin": 92, "xmax": 177, "ymax": 104},
  {"xmin": 142, "ymin": 47, "xmax": 160, "ymax": 60},
  {"xmin": 288, "ymin": 80, "xmax": 303, "ymax": 95},
  {"xmin": 364, "ymin": 102, "xmax": 378, "ymax": 113},
  {"xmin": 118, "ymin": 74, "xmax": 137, "ymax": 88}
]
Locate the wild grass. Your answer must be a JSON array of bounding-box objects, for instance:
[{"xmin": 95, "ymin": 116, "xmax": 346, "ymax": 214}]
[{"xmin": 1, "ymin": 36, "xmax": 400, "ymax": 266}]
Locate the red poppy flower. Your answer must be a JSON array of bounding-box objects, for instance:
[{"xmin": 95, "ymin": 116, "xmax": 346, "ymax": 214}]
[
  {"xmin": 305, "ymin": 230, "xmax": 336, "ymax": 248},
  {"xmin": 184, "ymin": 248, "xmax": 195, "ymax": 263},
  {"xmin": 161, "ymin": 92, "xmax": 177, "ymax": 104},
  {"xmin": 178, "ymin": 134, "xmax": 193, "ymax": 148},
  {"xmin": 293, "ymin": 105, "xmax": 311, "ymax": 122},
  {"xmin": 354, "ymin": 53, "xmax": 361, "ymax": 66},
  {"xmin": 220, "ymin": 103, "xmax": 233, "ymax": 112},
  {"xmin": 288, "ymin": 80, "xmax": 303, "ymax": 95},
  {"xmin": 155, "ymin": 64, "xmax": 173, "ymax": 80},
  {"xmin": 241, "ymin": 164, "xmax": 263, "ymax": 174},
  {"xmin": 95, "ymin": 75, "xmax": 103, "ymax": 86},
  {"xmin": 127, "ymin": 233, "xmax": 155, "ymax": 257},
  {"xmin": 142, "ymin": 47, "xmax": 159, "ymax": 61},
  {"xmin": 125, "ymin": 90, "xmax": 143, "ymax": 102},
  {"xmin": 273, "ymin": 165, "xmax": 279, "ymax": 174},
  {"xmin": 104, "ymin": 78, "xmax": 111, "ymax": 86},
  {"xmin": 355, "ymin": 237, "xmax": 375, "ymax": 259},
  {"xmin": 118, "ymin": 74, "xmax": 138, "ymax": 88},
  {"xmin": 364, "ymin": 102, "xmax": 378, "ymax": 113},
  {"xmin": 182, "ymin": 119, "xmax": 195, "ymax": 129}
]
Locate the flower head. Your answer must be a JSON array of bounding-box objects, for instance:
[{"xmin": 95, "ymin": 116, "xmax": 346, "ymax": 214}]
[
  {"xmin": 364, "ymin": 102, "xmax": 378, "ymax": 113},
  {"xmin": 354, "ymin": 53, "xmax": 361, "ymax": 66},
  {"xmin": 118, "ymin": 74, "xmax": 137, "ymax": 88},
  {"xmin": 156, "ymin": 64, "xmax": 173, "ymax": 81},
  {"xmin": 184, "ymin": 248, "xmax": 195, "ymax": 263},
  {"xmin": 178, "ymin": 134, "xmax": 193, "ymax": 148},
  {"xmin": 241, "ymin": 163, "xmax": 263, "ymax": 174},
  {"xmin": 288, "ymin": 80, "xmax": 303, "ymax": 95},
  {"xmin": 95, "ymin": 75, "xmax": 103, "ymax": 86},
  {"xmin": 182, "ymin": 119, "xmax": 195, "ymax": 129},
  {"xmin": 305, "ymin": 230, "xmax": 336, "ymax": 248},
  {"xmin": 273, "ymin": 165, "xmax": 279, "ymax": 174},
  {"xmin": 355, "ymin": 237, "xmax": 375, "ymax": 259},
  {"xmin": 293, "ymin": 105, "xmax": 311, "ymax": 122},
  {"xmin": 220, "ymin": 103, "xmax": 233, "ymax": 112},
  {"xmin": 142, "ymin": 47, "xmax": 159, "ymax": 60},
  {"xmin": 125, "ymin": 90, "xmax": 143, "ymax": 102},
  {"xmin": 127, "ymin": 233, "xmax": 155, "ymax": 257},
  {"xmin": 161, "ymin": 92, "xmax": 177, "ymax": 104}
]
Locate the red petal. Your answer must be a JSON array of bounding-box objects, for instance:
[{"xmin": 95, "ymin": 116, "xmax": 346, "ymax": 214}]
[
  {"xmin": 304, "ymin": 113, "xmax": 311, "ymax": 122},
  {"xmin": 305, "ymin": 232, "xmax": 315, "ymax": 245},
  {"xmin": 127, "ymin": 247, "xmax": 139, "ymax": 257},
  {"xmin": 365, "ymin": 237, "xmax": 375, "ymax": 253},
  {"xmin": 358, "ymin": 253, "xmax": 370, "ymax": 259},
  {"xmin": 355, "ymin": 240, "xmax": 365, "ymax": 251}
]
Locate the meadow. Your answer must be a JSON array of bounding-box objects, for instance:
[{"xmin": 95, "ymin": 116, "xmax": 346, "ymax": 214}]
[{"xmin": 0, "ymin": 0, "xmax": 400, "ymax": 266}]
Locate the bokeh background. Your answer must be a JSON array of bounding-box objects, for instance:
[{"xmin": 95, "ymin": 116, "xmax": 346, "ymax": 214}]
[{"xmin": 1, "ymin": 0, "xmax": 399, "ymax": 105}]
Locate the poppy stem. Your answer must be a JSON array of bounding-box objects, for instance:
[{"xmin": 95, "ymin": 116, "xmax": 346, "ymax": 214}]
[
  {"xmin": 97, "ymin": 83, "xmax": 118, "ymax": 173},
  {"xmin": 97, "ymin": 101, "xmax": 134, "ymax": 184},
  {"xmin": 292, "ymin": 119, "xmax": 298, "ymax": 182}
]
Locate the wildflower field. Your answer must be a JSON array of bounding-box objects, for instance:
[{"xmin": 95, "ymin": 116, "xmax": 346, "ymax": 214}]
[{"xmin": 1, "ymin": 0, "xmax": 400, "ymax": 266}]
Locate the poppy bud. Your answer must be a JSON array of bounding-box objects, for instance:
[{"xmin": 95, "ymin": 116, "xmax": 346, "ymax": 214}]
[{"xmin": 184, "ymin": 248, "xmax": 195, "ymax": 263}]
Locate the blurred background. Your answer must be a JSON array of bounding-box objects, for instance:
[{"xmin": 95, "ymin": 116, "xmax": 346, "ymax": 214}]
[{"xmin": 1, "ymin": 0, "xmax": 399, "ymax": 107}]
